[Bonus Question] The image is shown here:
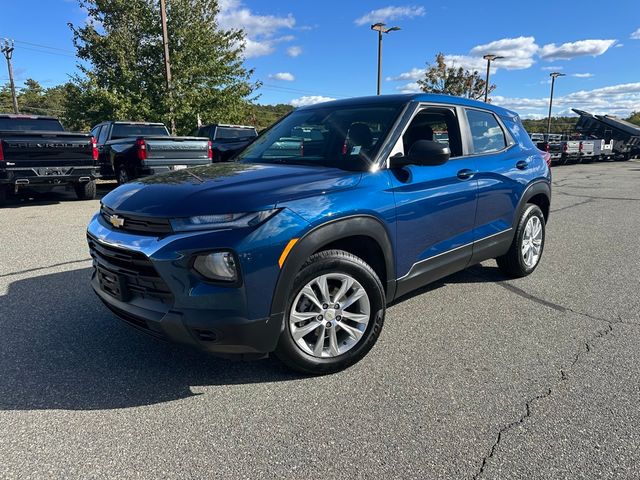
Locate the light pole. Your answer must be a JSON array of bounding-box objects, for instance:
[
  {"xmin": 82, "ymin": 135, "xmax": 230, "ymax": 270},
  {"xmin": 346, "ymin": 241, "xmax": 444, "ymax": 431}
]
[
  {"xmin": 1, "ymin": 39, "xmax": 19, "ymax": 114},
  {"xmin": 482, "ymin": 54, "xmax": 503, "ymax": 103},
  {"xmin": 370, "ymin": 23, "xmax": 400, "ymax": 95},
  {"xmin": 546, "ymin": 72, "xmax": 566, "ymax": 138}
]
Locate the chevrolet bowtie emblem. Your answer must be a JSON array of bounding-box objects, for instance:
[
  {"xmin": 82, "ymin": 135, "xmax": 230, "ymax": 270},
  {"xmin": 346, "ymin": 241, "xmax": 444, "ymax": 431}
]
[{"xmin": 109, "ymin": 214, "xmax": 125, "ymax": 228}]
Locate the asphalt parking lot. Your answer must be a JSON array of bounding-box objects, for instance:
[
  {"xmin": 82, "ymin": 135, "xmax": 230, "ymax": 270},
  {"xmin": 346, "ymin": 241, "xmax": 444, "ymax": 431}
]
[{"xmin": 1, "ymin": 161, "xmax": 639, "ymax": 479}]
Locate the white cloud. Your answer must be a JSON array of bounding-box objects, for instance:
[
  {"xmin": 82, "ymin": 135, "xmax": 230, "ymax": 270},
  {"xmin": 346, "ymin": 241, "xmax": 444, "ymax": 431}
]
[
  {"xmin": 395, "ymin": 82, "xmax": 422, "ymax": 93},
  {"xmin": 354, "ymin": 5, "xmax": 425, "ymax": 26},
  {"xmin": 541, "ymin": 66, "xmax": 563, "ymax": 71},
  {"xmin": 286, "ymin": 46, "xmax": 302, "ymax": 57},
  {"xmin": 290, "ymin": 96, "xmax": 336, "ymax": 107},
  {"xmin": 268, "ymin": 72, "xmax": 295, "ymax": 82},
  {"xmin": 469, "ymin": 36, "xmax": 539, "ymax": 69},
  {"xmin": 539, "ymin": 39, "xmax": 616, "ymax": 60},
  {"xmin": 615, "ymin": 43, "xmax": 624, "ymax": 48},
  {"xmin": 493, "ymin": 82, "xmax": 640, "ymax": 118},
  {"xmin": 218, "ymin": 0, "xmax": 296, "ymax": 58},
  {"xmin": 386, "ymin": 67, "xmax": 425, "ymax": 81},
  {"xmin": 631, "ymin": 28, "xmax": 640, "ymax": 40},
  {"xmin": 572, "ymin": 73, "xmax": 594, "ymax": 78}
]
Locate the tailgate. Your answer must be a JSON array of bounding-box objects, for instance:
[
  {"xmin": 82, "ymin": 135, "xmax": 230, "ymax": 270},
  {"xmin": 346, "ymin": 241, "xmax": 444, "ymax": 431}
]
[
  {"xmin": 0, "ymin": 131, "xmax": 94, "ymax": 168},
  {"xmin": 144, "ymin": 136, "xmax": 210, "ymax": 166}
]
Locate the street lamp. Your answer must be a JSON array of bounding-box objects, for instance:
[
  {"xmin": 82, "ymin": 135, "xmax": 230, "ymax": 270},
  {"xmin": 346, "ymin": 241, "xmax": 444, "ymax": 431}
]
[
  {"xmin": 482, "ymin": 54, "xmax": 503, "ymax": 102},
  {"xmin": 546, "ymin": 72, "xmax": 566, "ymax": 139},
  {"xmin": 371, "ymin": 23, "xmax": 401, "ymax": 95}
]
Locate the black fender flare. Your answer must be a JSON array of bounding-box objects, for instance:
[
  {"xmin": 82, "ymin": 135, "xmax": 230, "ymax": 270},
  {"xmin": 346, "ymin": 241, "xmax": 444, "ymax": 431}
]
[
  {"xmin": 269, "ymin": 215, "xmax": 396, "ymax": 321},
  {"xmin": 513, "ymin": 180, "xmax": 551, "ymax": 229}
]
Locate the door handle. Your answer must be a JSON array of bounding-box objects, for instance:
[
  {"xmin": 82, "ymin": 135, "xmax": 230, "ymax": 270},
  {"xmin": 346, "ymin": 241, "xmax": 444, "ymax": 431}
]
[
  {"xmin": 457, "ymin": 169, "xmax": 477, "ymax": 180},
  {"xmin": 516, "ymin": 160, "xmax": 529, "ymax": 170}
]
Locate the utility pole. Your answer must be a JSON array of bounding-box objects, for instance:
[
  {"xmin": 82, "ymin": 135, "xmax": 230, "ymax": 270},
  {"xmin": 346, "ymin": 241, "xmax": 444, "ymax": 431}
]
[
  {"xmin": 546, "ymin": 72, "xmax": 566, "ymax": 138},
  {"xmin": 370, "ymin": 23, "xmax": 400, "ymax": 95},
  {"xmin": 159, "ymin": 0, "xmax": 176, "ymax": 134},
  {"xmin": 1, "ymin": 39, "xmax": 19, "ymax": 114},
  {"xmin": 482, "ymin": 54, "xmax": 503, "ymax": 103}
]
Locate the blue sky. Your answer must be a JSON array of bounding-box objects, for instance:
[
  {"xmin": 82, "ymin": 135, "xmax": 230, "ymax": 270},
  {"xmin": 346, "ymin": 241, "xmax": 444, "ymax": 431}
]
[{"xmin": 1, "ymin": 0, "xmax": 639, "ymax": 118}]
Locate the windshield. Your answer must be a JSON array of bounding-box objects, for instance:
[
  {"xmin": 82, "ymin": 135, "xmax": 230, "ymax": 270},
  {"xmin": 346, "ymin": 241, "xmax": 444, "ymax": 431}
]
[
  {"xmin": 215, "ymin": 127, "xmax": 257, "ymax": 140},
  {"xmin": 111, "ymin": 124, "xmax": 169, "ymax": 139},
  {"xmin": 236, "ymin": 104, "xmax": 403, "ymax": 170},
  {"xmin": 0, "ymin": 118, "xmax": 64, "ymax": 132}
]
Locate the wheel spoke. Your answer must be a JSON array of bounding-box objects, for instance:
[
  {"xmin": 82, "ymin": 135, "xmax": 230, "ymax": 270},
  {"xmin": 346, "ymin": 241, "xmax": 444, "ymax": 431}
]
[
  {"xmin": 291, "ymin": 321, "xmax": 321, "ymax": 341},
  {"xmin": 291, "ymin": 310, "xmax": 320, "ymax": 323},
  {"xmin": 315, "ymin": 275, "xmax": 331, "ymax": 304},
  {"xmin": 341, "ymin": 286, "xmax": 366, "ymax": 310},
  {"xmin": 333, "ymin": 277, "xmax": 354, "ymax": 304},
  {"xmin": 312, "ymin": 325, "xmax": 326, "ymax": 356},
  {"xmin": 341, "ymin": 311, "xmax": 369, "ymax": 323},
  {"xmin": 328, "ymin": 327, "xmax": 340, "ymax": 356},
  {"xmin": 338, "ymin": 322, "xmax": 363, "ymax": 341},
  {"xmin": 300, "ymin": 285, "xmax": 324, "ymax": 310}
]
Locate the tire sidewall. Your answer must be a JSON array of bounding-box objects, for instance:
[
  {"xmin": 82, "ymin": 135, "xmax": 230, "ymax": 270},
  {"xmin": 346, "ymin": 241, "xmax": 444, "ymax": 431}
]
[
  {"xmin": 116, "ymin": 165, "xmax": 129, "ymax": 185},
  {"xmin": 277, "ymin": 252, "xmax": 385, "ymax": 374},
  {"xmin": 515, "ymin": 204, "xmax": 545, "ymax": 275}
]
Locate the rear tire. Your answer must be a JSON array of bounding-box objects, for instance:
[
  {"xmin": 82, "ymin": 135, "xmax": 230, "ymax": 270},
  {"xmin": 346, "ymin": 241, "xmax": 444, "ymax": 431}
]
[
  {"xmin": 74, "ymin": 180, "xmax": 96, "ymax": 200},
  {"xmin": 116, "ymin": 165, "xmax": 132, "ymax": 185},
  {"xmin": 496, "ymin": 204, "xmax": 545, "ymax": 278},
  {"xmin": 275, "ymin": 249, "xmax": 385, "ymax": 375}
]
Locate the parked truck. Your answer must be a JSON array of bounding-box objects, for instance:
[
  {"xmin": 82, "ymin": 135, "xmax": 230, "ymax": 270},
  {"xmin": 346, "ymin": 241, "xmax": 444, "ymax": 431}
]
[
  {"xmin": 91, "ymin": 121, "xmax": 212, "ymax": 183},
  {"xmin": 0, "ymin": 114, "xmax": 99, "ymax": 203},
  {"xmin": 191, "ymin": 124, "xmax": 257, "ymax": 162},
  {"xmin": 573, "ymin": 109, "xmax": 640, "ymax": 160}
]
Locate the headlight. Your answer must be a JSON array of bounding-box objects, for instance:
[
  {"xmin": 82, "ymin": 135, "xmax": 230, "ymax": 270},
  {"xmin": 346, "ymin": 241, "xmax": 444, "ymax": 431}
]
[
  {"xmin": 193, "ymin": 251, "xmax": 238, "ymax": 282},
  {"xmin": 170, "ymin": 209, "xmax": 279, "ymax": 232}
]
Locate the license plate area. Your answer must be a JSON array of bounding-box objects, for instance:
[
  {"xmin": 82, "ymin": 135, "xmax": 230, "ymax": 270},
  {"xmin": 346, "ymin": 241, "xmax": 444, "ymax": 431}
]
[
  {"xmin": 97, "ymin": 266, "xmax": 130, "ymax": 301},
  {"xmin": 172, "ymin": 165, "xmax": 187, "ymax": 171}
]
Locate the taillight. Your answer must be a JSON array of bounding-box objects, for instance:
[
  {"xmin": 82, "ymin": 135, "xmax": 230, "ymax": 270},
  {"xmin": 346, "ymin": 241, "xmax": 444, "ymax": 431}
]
[
  {"xmin": 562, "ymin": 143, "xmax": 568, "ymax": 152},
  {"xmin": 545, "ymin": 143, "xmax": 550, "ymax": 153},
  {"xmin": 579, "ymin": 142, "xmax": 583, "ymax": 152},
  {"xmin": 0, "ymin": 139, "xmax": 4, "ymax": 162},
  {"xmin": 207, "ymin": 140, "xmax": 213, "ymax": 161},
  {"xmin": 543, "ymin": 151, "xmax": 551, "ymax": 167},
  {"xmin": 91, "ymin": 136, "xmax": 99, "ymax": 162},
  {"xmin": 136, "ymin": 138, "xmax": 147, "ymax": 162}
]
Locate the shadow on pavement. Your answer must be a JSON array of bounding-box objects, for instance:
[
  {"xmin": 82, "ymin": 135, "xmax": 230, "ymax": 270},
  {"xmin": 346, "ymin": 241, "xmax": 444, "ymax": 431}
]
[
  {"xmin": 0, "ymin": 182, "xmax": 117, "ymax": 208},
  {"xmin": 0, "ymin": 267, "xmax": 299, "ymax": 411}
]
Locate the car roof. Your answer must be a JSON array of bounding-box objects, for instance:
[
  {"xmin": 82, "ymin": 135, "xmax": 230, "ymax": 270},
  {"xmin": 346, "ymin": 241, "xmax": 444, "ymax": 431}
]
[
  {"xmin": 202, "ymin": 124, "xmax": 256, "ymax": 129},
  {"xmin": 296, "ymin": 93, "xmax": 520, "ymax": 120},
  {"xmin": 111, "ymin": 121, "xmax": 166, "ymax": 126},
  {"xmin": 0, "ymin": 113, "xmax": 58, "ymax": 120}
]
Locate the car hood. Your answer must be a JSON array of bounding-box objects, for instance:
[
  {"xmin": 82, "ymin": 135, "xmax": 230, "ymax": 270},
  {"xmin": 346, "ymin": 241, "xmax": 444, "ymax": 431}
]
[{"xmin": 101, "ymin": 162, "xmax": 362, "ymax": 217}]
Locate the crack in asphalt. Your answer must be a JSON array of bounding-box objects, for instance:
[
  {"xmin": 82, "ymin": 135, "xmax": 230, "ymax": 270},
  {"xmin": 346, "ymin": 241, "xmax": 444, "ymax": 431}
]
[
  {"xmin": 0, "ymin": 258, "xmax": 92, "ymax": 279},
  {"xmin": 465, "ymin": 266, "xmax": 632, "ymax": 479},
  {"xmin": 472, "ymin": 318, "xmax": 617, "ymax": 480},
  {"xmin": 550, "ymin": 198, "xmax": 593, "ymax": 214},
  {"xmin": 554, "ymin": 190, "xmax": 640, "ymax": 202}
]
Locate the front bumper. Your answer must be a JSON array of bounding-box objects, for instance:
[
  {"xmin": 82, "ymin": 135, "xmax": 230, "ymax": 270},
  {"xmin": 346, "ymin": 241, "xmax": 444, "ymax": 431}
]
[{"xmin": 86, "ymin": 208, "xmax": 309, "ymax": 355}]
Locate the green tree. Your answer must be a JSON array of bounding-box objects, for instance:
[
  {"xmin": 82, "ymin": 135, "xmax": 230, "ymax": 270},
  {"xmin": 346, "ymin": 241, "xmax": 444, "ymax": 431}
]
[
  {"xmin": 67, "ymin": 0, "xmax": 258, "ymax": 133},
  {"xmin": 626, "ymin": 111, "xmax": 640, "ymax": 126},
  {"xmin": 418, "ymin": 53, "xmax": 494, "ymax": 101}
]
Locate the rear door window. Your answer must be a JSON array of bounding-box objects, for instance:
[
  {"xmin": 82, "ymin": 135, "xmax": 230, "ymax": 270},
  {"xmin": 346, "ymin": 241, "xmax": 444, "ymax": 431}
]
[{"xmin": 465, "ymin": 109, "xmax": 508, "ymax": 154}]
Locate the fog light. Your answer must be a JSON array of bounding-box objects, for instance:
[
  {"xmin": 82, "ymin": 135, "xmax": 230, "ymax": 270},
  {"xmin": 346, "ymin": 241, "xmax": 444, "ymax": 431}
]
[{"xmin": 193, "ymin": 251, "xmax": 238, "ymax": 282}]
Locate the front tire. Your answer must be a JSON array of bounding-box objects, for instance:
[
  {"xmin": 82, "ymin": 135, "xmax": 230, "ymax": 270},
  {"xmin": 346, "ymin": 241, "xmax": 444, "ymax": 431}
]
[
  {"xmin": 496, "ymin": 204, "xmax": 546, "ymax": 278},
  {"xmin": 275, "ymin": 250, "xmax": 385, "ymax": 375},
  {"xmin": 74, "ymin": 180, "xmax": 96, "ymax": 200}
]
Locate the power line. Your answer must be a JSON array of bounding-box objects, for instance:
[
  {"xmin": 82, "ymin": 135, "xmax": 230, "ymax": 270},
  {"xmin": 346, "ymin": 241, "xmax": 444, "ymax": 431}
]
[
  {"xmin": 261, "ymin": 83, "xmax": 350, "ymax": 98},
  {"xmin": 13, "ymin": 40, "xmax": 76, "ymax": 54}
]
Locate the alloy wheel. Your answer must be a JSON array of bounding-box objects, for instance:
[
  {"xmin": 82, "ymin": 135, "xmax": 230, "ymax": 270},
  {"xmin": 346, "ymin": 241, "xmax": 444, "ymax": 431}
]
[
  {"xmin": 521, "ymin": 215, "xmax": 543, "ymax": 268},
  {"xmin": 289, "ymin": 273, "xmax": 371, "ymax": 358}
]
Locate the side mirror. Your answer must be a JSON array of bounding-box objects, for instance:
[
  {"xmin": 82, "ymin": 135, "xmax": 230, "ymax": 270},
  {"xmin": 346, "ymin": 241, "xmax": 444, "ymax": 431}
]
[{"xmin": 389, "ymin": 140, "xmax": 451, "ymax": 168}]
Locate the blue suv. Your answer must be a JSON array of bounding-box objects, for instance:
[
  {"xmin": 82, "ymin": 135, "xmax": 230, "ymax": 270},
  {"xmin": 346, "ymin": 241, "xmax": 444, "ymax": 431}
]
[{"xmin": 87, "ymin": 94, "xmax": 551, "ymax": 374}]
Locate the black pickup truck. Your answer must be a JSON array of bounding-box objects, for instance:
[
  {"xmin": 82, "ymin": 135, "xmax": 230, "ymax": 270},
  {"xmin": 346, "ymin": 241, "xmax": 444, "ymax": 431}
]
[
  {"xmin": 191, "ymin": 123, "xmax": 257, "ymax": 162},
  {"xmin": 91, "ymin": 121, "xmax": 212, "ymax": 183},
  {"xmin": 0, "ymin": 114, "xmax": 98, "ymax": 203}
]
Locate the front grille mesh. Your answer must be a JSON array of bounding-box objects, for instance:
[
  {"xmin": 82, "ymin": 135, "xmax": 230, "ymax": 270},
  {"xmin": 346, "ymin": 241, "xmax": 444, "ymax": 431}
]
[{"xmin": 88, "ymin": 234, "xmax": 173, "ymax": 305}]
